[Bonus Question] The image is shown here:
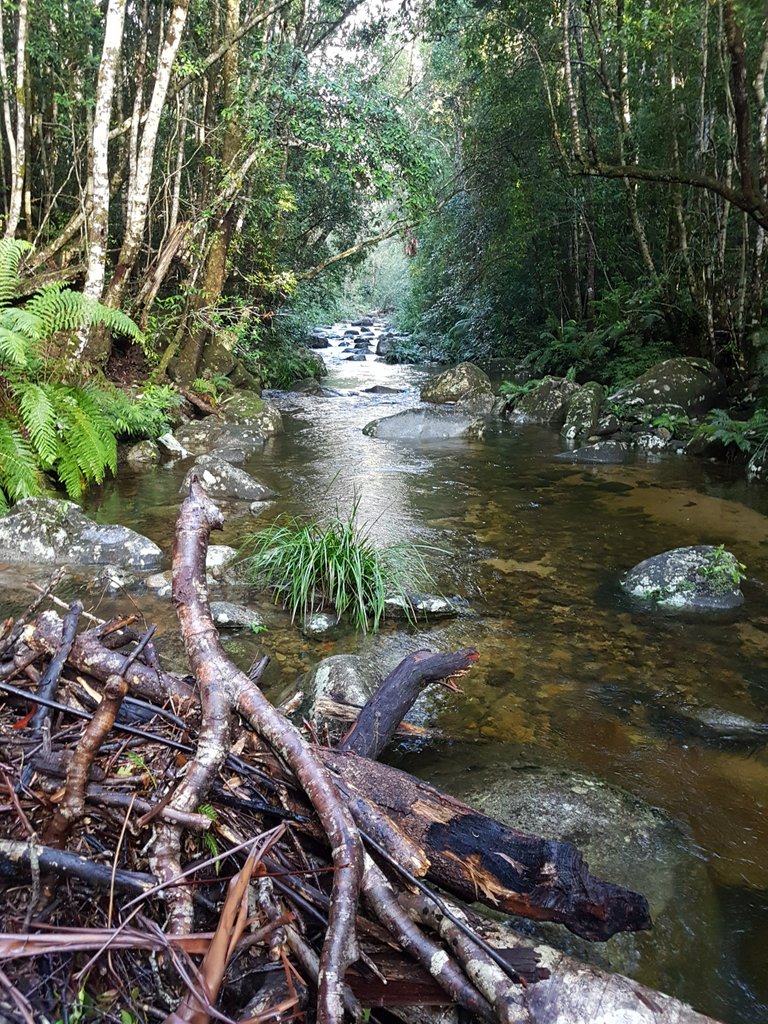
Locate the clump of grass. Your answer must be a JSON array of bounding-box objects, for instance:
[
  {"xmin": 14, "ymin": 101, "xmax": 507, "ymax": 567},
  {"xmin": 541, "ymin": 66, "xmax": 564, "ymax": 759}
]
[{"xmin": 240, "ymin": 503, "xmax": 434, "ymax": 633}]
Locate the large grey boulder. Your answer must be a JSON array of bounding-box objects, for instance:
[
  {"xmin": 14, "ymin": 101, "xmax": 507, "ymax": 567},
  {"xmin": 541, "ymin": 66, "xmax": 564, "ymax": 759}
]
[
  {"xmin": 453, "ymin": 764, "xmax": 721, "ymax": 989},
  {"xmin": 608, "ymin": 357, "xmax": 725, "ymax": 417},
  {"xmin": 220, "ymin": 391, "xmax": 284, "ymax": 433},
  {"xmin": 420, "ymin": 362, "xmax": 494, "ymax": 412},
  {"xmin": 509, "ymin": 377, "xmax": 580, "ymax": 427},
  {"xmin": 125, "ymin": 439, "xmax": 160, "ymax": 466},
  {"xmin": 0, "ymin": 498, "xmax": 163, "ymax": 569},
  {"xmin": 181, "ymin": 454, "xmax": 275, "ymax": 502},
  {"xmin": 561, "ymin": 382, "xmax": 603, "ymax": 441},
  {"xmin": 622, "ymin": 545, "xmax": 745, "ymax": 612},
  {"xmin": 363, "ymin": 408, "xmax": 485, "ymax": 441},
  {"xmin": 298, "ymin": 654, "xmax": 382, "ymax": 709},
  {"xmin": 554, "ymin": 440, "xmax": 628, "ymax": 464},
  {"xmin": 175, "ymin": 420, "xmax": 269, "ymax": 458}
]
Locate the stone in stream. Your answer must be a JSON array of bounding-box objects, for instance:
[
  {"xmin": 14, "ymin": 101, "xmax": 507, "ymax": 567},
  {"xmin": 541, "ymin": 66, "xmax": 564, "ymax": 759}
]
[
  {"xmin": 508, "ymin": 376, "xmax": 581, "ymax": 427},
  {"xmin": 296, "ymin": 654, "xmax": 383, "ymax": 740},
  {"xmin": 220, "ymin": 391, "xmax": 284, "ymax": 433},
  {"xmin": 608, "ymin": 356, "xmax": 725, "ymax": 418},
  {"xmin": 363, "ymin": 408, "xmax": 486, "ymax": 441},
  {"xmin": 210, "ymin": 601, "xmax": 265, "ymax": 630},
  {"xmin": 144, "ymin": 572, "xmax": 172, "ymax": 598},
  {"xmin": 384, "ymin": 593, "xmax": 458, "ymax": 620},
  {"xmin": 301, "ymin": 611, "xmax": 340, "ymax": 638},
  {"xmin": 363, "ymin": 385, "xmax": 405, "ymax": 394},
  {"xmin": 561, "ymin": 382, "xmax": 603, "ymax": 442},
  {"xmin": 420, "ymin": 361, "xmax": 494, "ymax": 412},
  {"xmin": 206, "ymin": 544, "xmax": 238, "ymax": 576},
  {"xmin": 595, "ymin": 414, "xmax": 620, "ymax": 436},
  {"xmin": 621, "ymin": 545, "xmax": 745, "ymax": 612},
  {"xmin": 453, "ymin": 764, "xmax": 721, "ymax": 990},
  {"xmin": 157, "ymin": 431, "xmax": 191, "ymax": 458},
  {"xmin": 654, "ymin": 702, "xmax": 768, "ymax": 744},
  {"xmin": 0, "ymin": 498, "xmax": 163, "ymax": 569},
  {"xmin": 554, "ymin": 440, "xmax": 628, "ymax": 464},
  {"xmin": 174, "ymin": 420, "xmax": 269, "ymax": 458},
  {"xmin": 289, "ymin": 377, "xmax": 325, "ymax": 396},
  {"xmin": 180, "ymin": 454, "xmax": 275, "ymax": 502},
  {"xmin": 125, "ymin": 439, "xmax": 160, "ymax": 466}
]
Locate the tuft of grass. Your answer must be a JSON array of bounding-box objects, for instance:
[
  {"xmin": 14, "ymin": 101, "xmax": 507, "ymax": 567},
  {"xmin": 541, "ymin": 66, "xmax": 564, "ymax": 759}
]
[{"xmin": 240, "ymin": 502, "xmax": 435, "ymax": 633}]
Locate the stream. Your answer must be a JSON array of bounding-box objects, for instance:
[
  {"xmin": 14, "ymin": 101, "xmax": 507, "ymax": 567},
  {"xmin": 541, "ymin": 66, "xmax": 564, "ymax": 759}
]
[{"xmin": 5, "ymin": 320, "xmax": 768, "ymax": 1022}]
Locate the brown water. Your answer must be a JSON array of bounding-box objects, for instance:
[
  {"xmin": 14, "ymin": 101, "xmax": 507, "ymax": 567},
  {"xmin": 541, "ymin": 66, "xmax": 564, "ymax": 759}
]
[{"xmin": 6, "ymin": 344, "xmax": 768, "ymax": 1022}]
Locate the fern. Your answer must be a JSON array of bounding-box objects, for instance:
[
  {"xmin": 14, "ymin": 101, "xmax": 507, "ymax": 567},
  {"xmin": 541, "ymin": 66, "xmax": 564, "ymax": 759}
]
[
  {"xmin": 0, "ymin": 420, "xmax": 42, "ymax": 507},
  {"xmin": 0, "ymin": 239, "xmax": 30, "ymax": 307}
]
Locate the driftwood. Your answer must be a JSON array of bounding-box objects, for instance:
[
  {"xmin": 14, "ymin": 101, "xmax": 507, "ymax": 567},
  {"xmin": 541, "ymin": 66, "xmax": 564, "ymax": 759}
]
[{"xmin": 0, "ymin": 482, "xmax": 722, "ymax": 1024}]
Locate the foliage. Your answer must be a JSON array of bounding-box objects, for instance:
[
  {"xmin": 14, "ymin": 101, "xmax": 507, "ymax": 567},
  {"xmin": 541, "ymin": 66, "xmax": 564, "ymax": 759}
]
[
  {"xmin": 240, "ymin": 502, "xmax": 435, "ymax": 633},
  {"xmin": 383, "ymin": 337, "xmax": 431, "ymax": 365},
  {"xmin": 498, "ymin": 379, "xmax": 539, "ymax": 399},
  {"xmin": 192, "ymin": 374, "xmax": 233, "ymax": 405},
  {"xmin": 695, "ymin": 408, "xmax": 768, "ymax": 460},
  {"xmin": 0, "ymin": 240, "xmax": 170, "ymax": 510},
  {"xmin": 698, "ymin": 545, "xmax": 747, "ymax": 593},
  {"xmin": 651, "ymin": 411, "xmax": 691, "ymax": 435}
]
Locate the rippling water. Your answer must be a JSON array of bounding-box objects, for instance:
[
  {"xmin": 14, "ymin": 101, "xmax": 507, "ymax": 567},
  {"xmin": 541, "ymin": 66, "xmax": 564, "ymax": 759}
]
[{"xmin": 6, "ymin": 329, "xmax": 768, "ymax": 1021}]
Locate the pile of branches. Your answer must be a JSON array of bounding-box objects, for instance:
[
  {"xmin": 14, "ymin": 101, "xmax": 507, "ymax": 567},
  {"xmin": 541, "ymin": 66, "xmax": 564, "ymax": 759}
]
[{"xmin": 0, "ymin": 482, "xmax": 656, "ymax": 1024}]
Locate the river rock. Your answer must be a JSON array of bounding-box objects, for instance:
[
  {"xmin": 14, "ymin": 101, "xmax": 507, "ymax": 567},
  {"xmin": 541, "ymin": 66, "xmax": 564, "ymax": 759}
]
[
  {"xmin": 306, "ymin": 329, "xmax": 330, "ymax": 349},
  {"xmin": 363, "ymin": 408, "xmax": 485, "ymax": 441},
  {"xmin": 174, "ymin": 421, "xmax": 268, "ymax": 458},
  {"xmin": 454, "ymin": 765, "xmax": 721, "ymax": 992},
  {"xmin": 299, "ymin": 654, "xmax": 381, "ymax": 708},
  {"xmin": 197, "ymin": 330, "xmax": 238, "ymax": 379},
  {"xmin": 221, "ymin": 391, "xmax": 284, "ymax": 433},
  {"xmin": 301, "ymin": 611, "xmax": 340, "ymax": 638},
  {"xmin": 663, "ymin": 703, "xmax": 768, "ymax": 744},
  {"xmin": 420, "ymin": 362, "xmax": 494, "ymax": 412},
  {"xmin": 125, "ymin": 439, "xmax": 160, "ymax": 466},
  {"xmin": 384, "ymin": 593, "xmax": 458, "ymax": 620},
  {"xmin": 0, "ymin": 498, "xmax": 163, "ymax": 569},
  {"xmin": 206, "ymin": 545, "xmax": 238, "ymax": 576},
  {"xmin": 595, "ymin": 414, "xmax": 620, "ymax": 436},
  {"xmin": 376, "ymin": 336, "xmax": 392, "ymax": 357},
  {"xmin": 621, "ymin": 545, "xmax": 745, "ymax": 612},
  {"xmin": 363, "ymin": 385, "xmax": 404, "ymax": 395},
  {"xmin": 608, "ymin": 357, "xmax": 725, "ymax": 417},
  {"xmin": 508, "ymin": 377, "xmax": 580, "ymax": 427},
  {"xmin": 92, "ymin": 565, "xmax": 138, "ymax": 593},
  {"xmin": 210, "ymin": 601, "xmax": 264, "ymax": 630},
  {"xmin": 157, "ymin": 431, "xmax": 191, "ymax": 458},
  {"xmin": 181, "ymin": 454, "xmax": 275, "ymax": 502},
  {"xmin": 290, "ymin": 377, "xmax": 324, "ymax": 396},
  {"xmin": 145, "ymin": 572, "xmax": 172, "ymax": 598},
  {"xmin": 554, "ymin": 440, "xmax": 627, "ymax": 464},
  {"xmin": 561, "ymin": 382, "xmax": 603, "ymax": 441}
]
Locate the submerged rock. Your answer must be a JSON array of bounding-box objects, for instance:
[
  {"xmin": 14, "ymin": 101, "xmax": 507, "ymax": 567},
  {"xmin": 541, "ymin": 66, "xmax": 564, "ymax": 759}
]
[
  {"xmin": 296, "ymin": 654, "xmax": 382, "ymax": 741},
  {"xmin": 0, "ymin": 498, "xmax": 163, "ymax": 569},
  {"xmin": 660, "ymin": 703, "xmax": 768, "ymax": 744},
  {"xmin": 145, "ymin": 572, "xmax": 172, "ymax": 598},
  {"xmin": 363, "ymin": 408, "xmax": 485, "ymax": 441},
  {"xmin": 453, "ymin": 764, "xmax": 721, "ymax": 990},
  {"xmin": 301, "ymin": 611, "xmax": 340, "ymax": 638},
  {"xmin": 622, "ymin": 545, "xmax": 745, "ymax": 612},
  {"xmin": 420, "ymin": 362, "xmax": 494, "ymax": 412},
  {"xmin": 554, "ymin": 440, "xmax": 627, "ymax": 464},
  {"xmin": 561, "ymin": 382, "xmax": 603, "ymax": 442},
  {"xmin": 181, "ymin": 454, "xmax": 275, "ymax": 502},
  {"xmin": 384, "ymin": 593, "xmax": 458, "ymax": 620},
  {"xmin": 608, "ymin": 357, "xmax": 725, "ymax": 417},
  {"xmin": 509, "ymin": 377, "xmax": 580, "ymax": 427},
  {"xmin": 210, "ymin": 601, "xmax": 265, "ymax": 630},
  {"xmin": 175, "ymin": 420, "xmax": 268, "ymax": 458}
]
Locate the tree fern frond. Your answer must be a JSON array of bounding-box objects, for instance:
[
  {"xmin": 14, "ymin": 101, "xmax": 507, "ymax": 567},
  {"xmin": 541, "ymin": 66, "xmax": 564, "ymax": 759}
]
[
  {"xmin": 0, "ymin": 239, "xmax": 32, "ymax": 308},
  {"xmin": 53, "ymin": 439, "xmax": 85, "ymax": 499},
  {"xmin": 0, "ymin": 420, "xmax": 42, "ymax": 501},
  {"xmin": 0, "ymin": 325, "xmax": 30, "ymax": 368},
  {"xmin": 14, "ymin": 382, "xmax": 58, "ymax": 466}
]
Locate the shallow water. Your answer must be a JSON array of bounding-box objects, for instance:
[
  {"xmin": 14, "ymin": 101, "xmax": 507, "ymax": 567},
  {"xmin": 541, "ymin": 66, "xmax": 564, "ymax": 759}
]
[{"xmin": 6, "ymin": 328, "xmax": 768, "ymax": 1021}]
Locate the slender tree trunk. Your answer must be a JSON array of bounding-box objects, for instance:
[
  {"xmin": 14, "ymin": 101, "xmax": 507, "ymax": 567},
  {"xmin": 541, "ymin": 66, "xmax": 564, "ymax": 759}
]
[{"xmin": 3, "ymin": 0, "xmax": 28, "ymax": 238}]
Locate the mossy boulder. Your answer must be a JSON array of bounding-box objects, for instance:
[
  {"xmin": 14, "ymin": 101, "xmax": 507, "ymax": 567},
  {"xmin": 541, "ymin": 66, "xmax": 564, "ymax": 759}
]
[
  {"xmin": 622, "ymin": 545, "xmax": 745, "ymax": 612},
  {"xmin": 509, "ymin": 377, "xmax": 580, "ymax": 427},
  {"xmin": 420, "ymin": 361, "xmax": 494, "ymax": 411},
  {"xmin": 221, "ymin": 391, "xmax": 284, "ymax": 433},
  {"xmin": 125, "ymin": 439, "xmax": 160, "ymax": 466},
  {"xmin": 554, "ymin": 440, "xmax": 628, "ymax": 464},
  {"xmin": 608, "ymin": 357, "xmax": 725, "ymax": 417},
  {"xmin": 363, "ymin": 408, "xmax": 485, "ymax": 441},
  {"xmin": 561, "ymin": 382, "xmax": 603, "ymax": 441}
]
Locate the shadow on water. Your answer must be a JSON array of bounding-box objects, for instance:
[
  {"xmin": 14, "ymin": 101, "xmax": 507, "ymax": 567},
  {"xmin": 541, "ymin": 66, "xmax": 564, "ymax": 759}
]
[{"xmin": 3, "ymin": 337, "xmax": 768, "ymax": 1021}]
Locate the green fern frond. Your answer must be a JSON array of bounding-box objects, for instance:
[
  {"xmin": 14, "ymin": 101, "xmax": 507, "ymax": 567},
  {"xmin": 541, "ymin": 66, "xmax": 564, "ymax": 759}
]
[
  {"xmin": 14, "ymin": 382, "xmax": 58, "ymax": 466},
  {"xmin": 0, "ymin": 325, "xmax": 30, "ymax": 368},
  {"xmin": 53, "ymin": 439, "xmax": 85, "ymax": 499},
  {"xmin": 0, "ymin": 420, "xmax": 42, "ymax": 504},
  {"xmin": 0, "ymin": 239, "xmax": 31, "ymax": 308}
]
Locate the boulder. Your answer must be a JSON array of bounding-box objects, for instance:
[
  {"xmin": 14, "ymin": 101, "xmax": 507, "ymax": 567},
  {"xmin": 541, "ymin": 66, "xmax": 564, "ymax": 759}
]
[
  {"xmin": 509, "ymin": 377, "xmax": 580, "ymax": 427},
  {"xmin": 363, "ymin": 408, "xmax": 485, "ymax": 441},
  {"xmin": 181, "ymin": 454, "xmax": 275, "ymax": 502},
  {"xmin": 622, "ymin": 545, "xmax": 745, "ymax": 612},
  {"xmin": 197, "ymin": 330, "xmax": 238, "ymax": 379},
  {"xmin": 453, "ymin": 765, "xmax": 721, "ymax": 990},
  {"xmin": 206, "ymin": 545, "xmax": 238, "ymax": 576},
  {"xmin": 363, "ymin": 385, "xmax": 404, "ymax": 395},
  {"xmin": 608, "ymin": 357, "xmax": 725, "ymax": 417},
  {"xmin": 420, "ymin": 362, "xmax": 494, "ymax": 412},
  {"xmin": 290, "ymin": 377, "xmax": 324, "ymax": 396},
  {"xmin": 561, "ymin": 382, "xmax": 603, "ymax": 441},
  {"xmin": 595, "ymin": 414, "xmax": 620, "ymax": 437},
  {"xmin": 384, "ymin": 593, "xmax": 458, "ymax": 620},
  {"xmin": 157, "ymin": 432, "xmax": 191, "ymax": 458},
  {"xmin": 376, "ymin": 336, "xmax": 392, "ymax": 357},
  {"xmin": 298, "ymin": 654, "xmax": 381, "ymax": 710},
  {"xmin": 0, "ymin": 498, "xmax": 163, "ymax": 569},
  {"xmin": 221, "ymin": 392, "xmax": 284, "ymax": 433},
  {"xmin": 210, "ymin": 601, "xmax": 265, "ymax": 630},
  {"xmin": 125, "ymin": 439, "xmax": 160, "ymax": 466},
  {"xmin": 554, "ymin": 440, "xmax": 628, "ymax": 464},
  {"xmin": 145, "ymin": 572, "xmax": 172, "ymax": 598},
  {"xmin": 174, "ymin": 420, "xmax": 268, "ymax": 458}
]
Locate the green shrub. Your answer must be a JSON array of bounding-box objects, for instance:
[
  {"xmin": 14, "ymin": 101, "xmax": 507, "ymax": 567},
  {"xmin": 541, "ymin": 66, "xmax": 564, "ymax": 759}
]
[
  {"xmin": 0, "ymin": 238, "xmax": 174, "ymax": 510},
  {"xmin": 240, "ymin": 502, "xmax": 435, "ymax": 633},
  {"xmin": 695, "ymin": 408, "xmax": 768, "ymax": 460}
]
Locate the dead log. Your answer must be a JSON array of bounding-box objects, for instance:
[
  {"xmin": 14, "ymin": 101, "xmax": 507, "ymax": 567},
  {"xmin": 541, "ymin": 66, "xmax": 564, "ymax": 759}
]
[
  {"xmin": 319, "ymin": 749, "xmax": 651, "ymax": 942},
  {"xmin": 339, "ymin": 649, "xmax": 479, "ymax": 760}
]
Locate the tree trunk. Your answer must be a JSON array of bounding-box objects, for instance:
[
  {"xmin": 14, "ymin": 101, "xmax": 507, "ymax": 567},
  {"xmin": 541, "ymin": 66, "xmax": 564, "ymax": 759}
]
[{"xmin": 2, "ymin": 0, "xmax": 28, "ymax": 239}]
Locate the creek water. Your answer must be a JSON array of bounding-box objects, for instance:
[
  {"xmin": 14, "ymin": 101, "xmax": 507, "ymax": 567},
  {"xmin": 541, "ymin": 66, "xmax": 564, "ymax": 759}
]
[{"xmin": 5, "ymin": 324, "xmax": 768, "ymax": 1022}]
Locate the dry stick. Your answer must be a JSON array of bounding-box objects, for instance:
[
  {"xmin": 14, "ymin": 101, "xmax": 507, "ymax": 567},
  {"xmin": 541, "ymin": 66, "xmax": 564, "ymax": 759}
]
[
  {"xmin": 173, "ymin": 481, "xmax": 363, "ymax": 1024},
  {"xmin": 45, "ymin": 629, "xmax": 156, "ymax": 846},
  {"xmin": 360, "ymin": 853, "xmax": 495, "ymax": 1022},
  {"xmin": 28, "ymin": 600, "xmax": 82, "ymax": 735},
  {"xmin": 0, "ymin": 838, "xmax": 156, "ymax": 895}
]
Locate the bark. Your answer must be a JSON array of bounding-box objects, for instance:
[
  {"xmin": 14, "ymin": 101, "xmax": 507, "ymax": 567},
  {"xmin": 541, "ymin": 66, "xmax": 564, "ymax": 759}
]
[
  {"xmin": 319, "ymin": 748, "xmax": 651, "ymax": 943},
  {"xmin": 0, "ymin": 838, "xmax": 156, "ymax": 896},
  {"xmin": 2, "ymin": 0, "xmax": 28, "ymax": 238}
]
